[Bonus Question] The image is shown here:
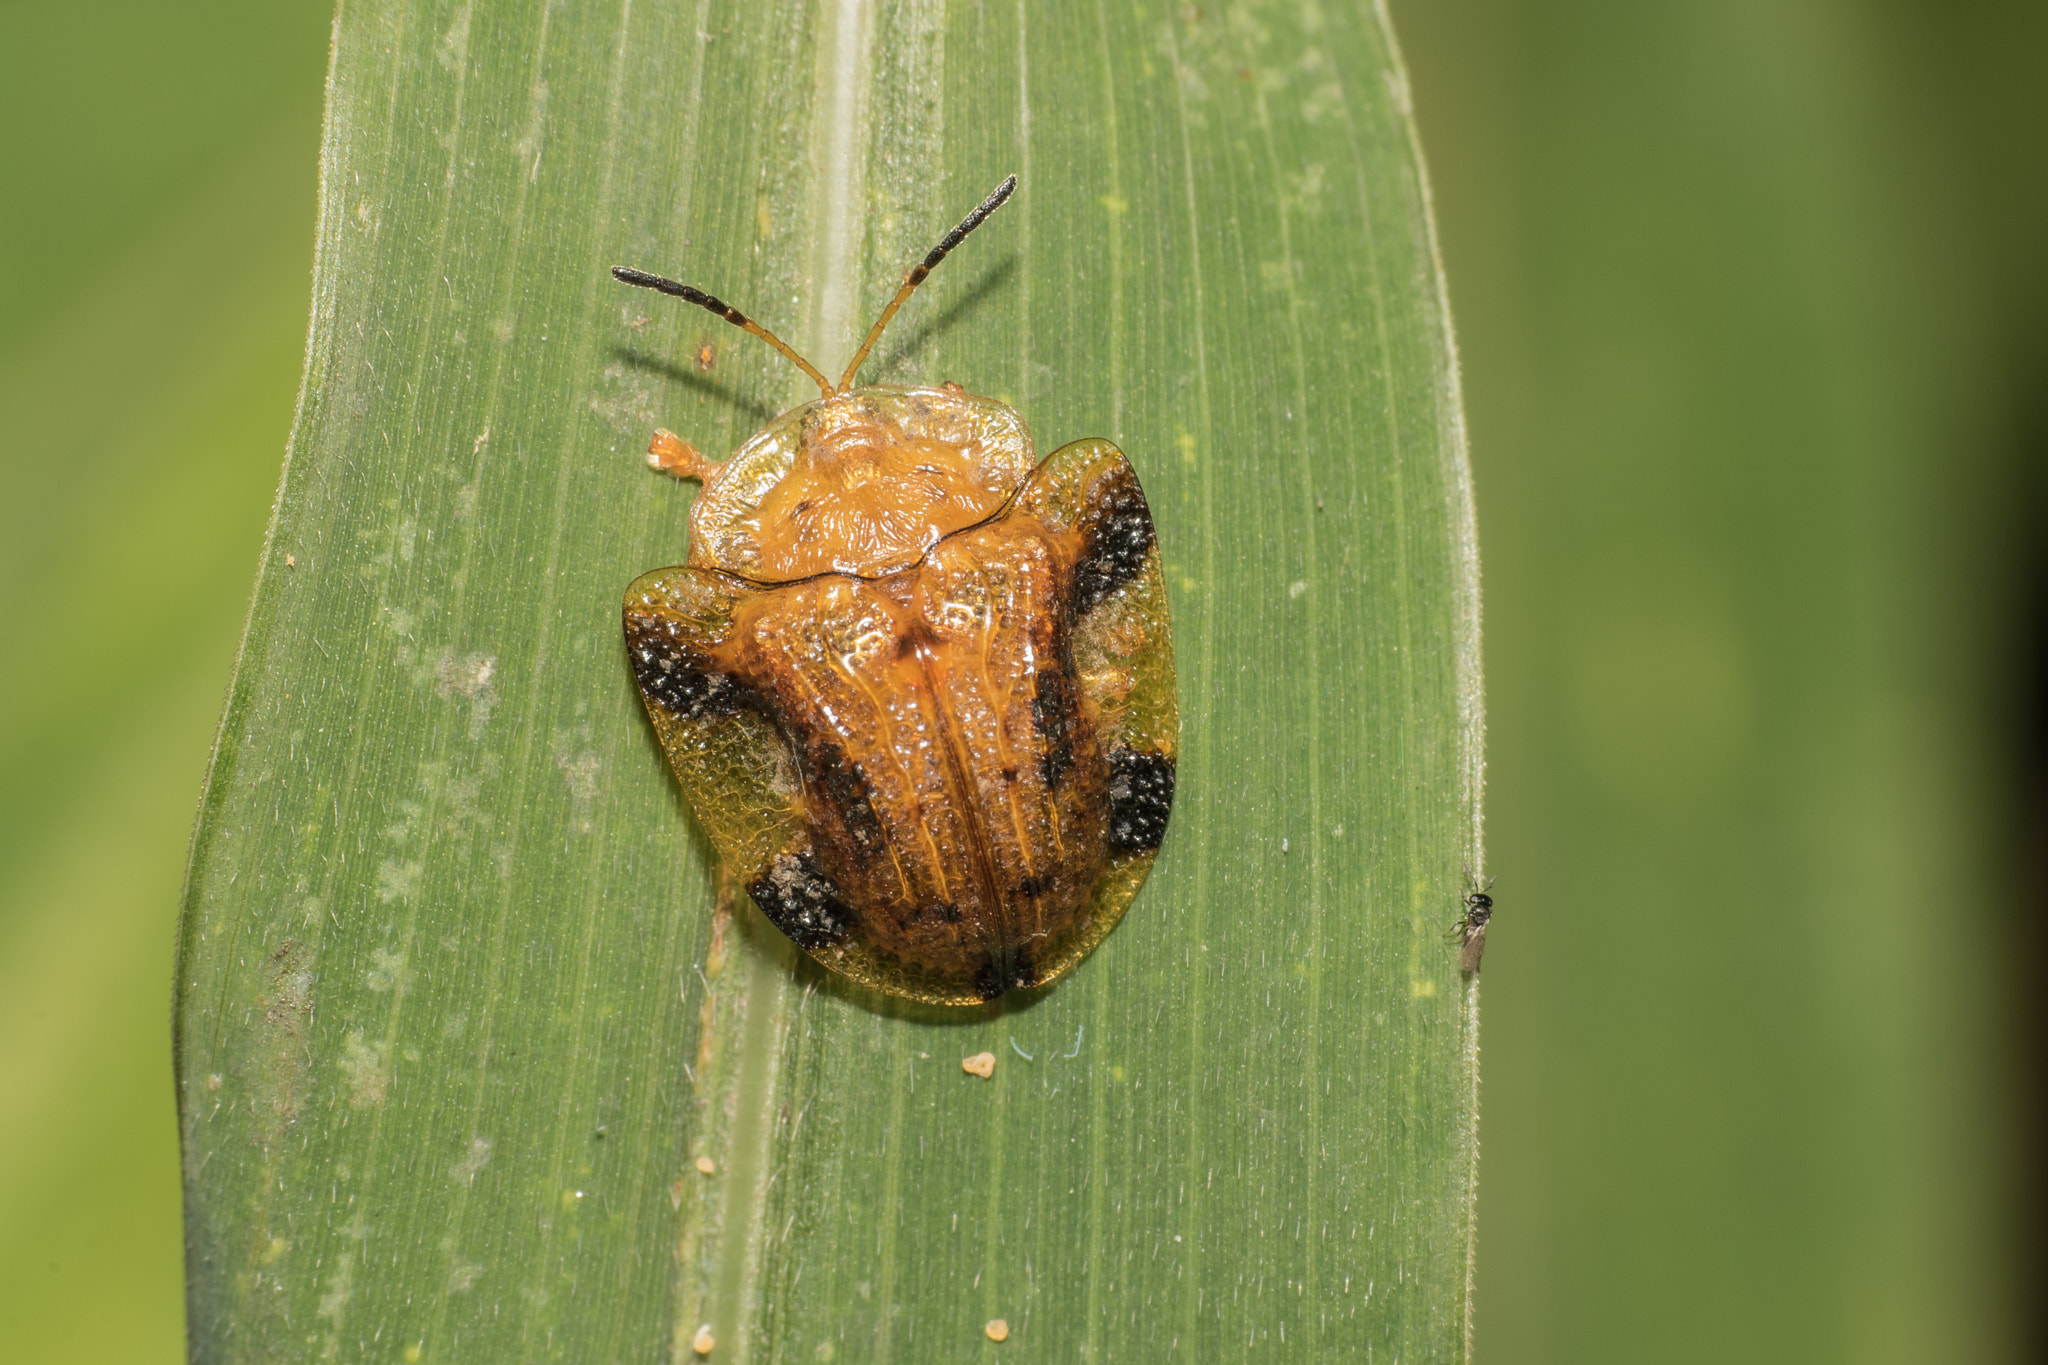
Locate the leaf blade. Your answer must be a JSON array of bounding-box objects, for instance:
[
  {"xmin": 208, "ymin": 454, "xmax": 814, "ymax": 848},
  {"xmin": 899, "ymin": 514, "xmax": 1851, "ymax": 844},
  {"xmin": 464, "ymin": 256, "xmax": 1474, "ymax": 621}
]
[{"xmin": 176, "ymin": 2, "xmax": 1482, "ymax": 1360}]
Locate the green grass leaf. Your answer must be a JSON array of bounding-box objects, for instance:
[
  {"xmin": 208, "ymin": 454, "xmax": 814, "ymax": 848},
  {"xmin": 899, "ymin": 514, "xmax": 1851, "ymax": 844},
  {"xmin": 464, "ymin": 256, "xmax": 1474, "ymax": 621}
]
[{"xmin": 175, "ymin": 2, "xmax": 1483, "ymax": 1359}]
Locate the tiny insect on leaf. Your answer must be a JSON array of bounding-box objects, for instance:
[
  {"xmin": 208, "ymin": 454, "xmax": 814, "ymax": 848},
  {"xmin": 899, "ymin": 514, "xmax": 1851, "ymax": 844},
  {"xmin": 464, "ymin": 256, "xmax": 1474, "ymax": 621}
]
[{"xmin": 1454, "ymin": 885, "xmax": 1495, "ymax": 974}]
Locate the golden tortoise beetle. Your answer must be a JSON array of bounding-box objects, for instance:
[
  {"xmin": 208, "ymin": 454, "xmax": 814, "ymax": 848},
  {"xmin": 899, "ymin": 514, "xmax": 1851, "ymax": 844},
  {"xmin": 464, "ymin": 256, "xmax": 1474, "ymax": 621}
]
[{"xmin": 612, "ymin": 176, "xmax": 1178, "ymax": 1005}]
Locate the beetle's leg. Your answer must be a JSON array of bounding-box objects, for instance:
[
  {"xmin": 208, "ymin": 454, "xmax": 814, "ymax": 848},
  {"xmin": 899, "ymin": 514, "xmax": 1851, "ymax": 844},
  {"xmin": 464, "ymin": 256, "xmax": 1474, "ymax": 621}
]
[{"xmin": 647, "ymin": 428, "xmax": 725, "ymax": 484}]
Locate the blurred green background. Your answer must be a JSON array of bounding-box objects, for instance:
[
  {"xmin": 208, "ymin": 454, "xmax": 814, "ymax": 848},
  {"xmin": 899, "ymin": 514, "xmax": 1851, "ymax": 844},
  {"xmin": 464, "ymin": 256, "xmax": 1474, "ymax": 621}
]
[{"xmin": 1, "ymin": 1, "xmax": 2039, "ymax": 1361}]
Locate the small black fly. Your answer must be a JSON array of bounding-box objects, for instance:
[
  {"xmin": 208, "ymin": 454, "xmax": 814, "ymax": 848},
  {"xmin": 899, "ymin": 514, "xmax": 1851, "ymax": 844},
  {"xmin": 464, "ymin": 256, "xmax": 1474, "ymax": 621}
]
[{"xmin": 1453, "ymin": 883, "xmax": 1495, "ymax": 973}]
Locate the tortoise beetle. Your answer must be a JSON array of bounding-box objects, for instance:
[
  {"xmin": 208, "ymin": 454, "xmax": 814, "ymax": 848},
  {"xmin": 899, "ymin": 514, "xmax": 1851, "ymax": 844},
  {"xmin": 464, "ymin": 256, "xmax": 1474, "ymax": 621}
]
[{"xmin": 613, "ymin": 177, "xmax": 1178, "ymax": 1005}]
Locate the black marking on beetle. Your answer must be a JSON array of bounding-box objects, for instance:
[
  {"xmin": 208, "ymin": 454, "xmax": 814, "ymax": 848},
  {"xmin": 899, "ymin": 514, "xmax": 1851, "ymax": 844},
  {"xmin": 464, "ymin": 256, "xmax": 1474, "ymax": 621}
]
[
  {"xmin": 899, "ymin": 900, "xmax": 960, "ymax": 926},
  {"xmin": 1106, "ymin": 747, "xmax": 1176, "ymax": 853},
  {"xmin": 1031, "ymin": 661, "xmax": 1082, "ymax": 789},
  {"xmin": 624, "ymin": 618, "xmax": 752, "ymax": 720},
  {"xmin": 800, "ymin": 737, "xmax": 886, "ymax": 857},
  {"xmin": 973, "ymin": 943, "xmax": 1040, "ymax": 1002},
  {"xmin": 1014, "ymin": 875, "xmax": 1049, "ymax": 901},
  {"xmin": 1071, "ymin": 468, "xmax": 1157, "ymax": 616},
  {"xmin": 897, "ymin": 618, "xmax": 942, "ymax": 660},
  {"xmin": 749, "ymin": 848, "xmax": 857, "ymax": 952}
]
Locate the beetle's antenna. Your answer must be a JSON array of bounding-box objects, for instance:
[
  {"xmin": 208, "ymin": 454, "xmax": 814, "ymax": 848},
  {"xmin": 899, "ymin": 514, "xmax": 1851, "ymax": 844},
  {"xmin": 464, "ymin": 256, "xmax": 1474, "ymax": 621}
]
[
  {"xmin": 836, "ymin": 174, "xmax": 1017, "ymax": 393},
  {"xmin": 611, "ymin": 266, "xmax": 834, "ymax": 397}
]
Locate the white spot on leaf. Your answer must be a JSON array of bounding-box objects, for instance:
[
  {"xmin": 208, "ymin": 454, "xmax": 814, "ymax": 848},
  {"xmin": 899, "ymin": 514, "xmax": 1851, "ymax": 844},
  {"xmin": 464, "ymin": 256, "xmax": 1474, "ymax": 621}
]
[
  {"xmin": 339, "ymin": 1031, "xmax": 391, "ymax": 1108},
  {"xmin": 450, "ymin": 1136, "xmax": 493, "ymax": 1185},
  {"xmin": 375, "ymin": 860, "xmax": 421, "ymax": 904},
  {"xmin": 432, "ymin": 650, "xmax": 499, "ymax": 736},
  {"xmin": 365, "ymin": 946, "xmax": 411, "ymax": 995},
  {"xmin": 434, "ymin": 5, "xmax": 470, "ymax": 70}
]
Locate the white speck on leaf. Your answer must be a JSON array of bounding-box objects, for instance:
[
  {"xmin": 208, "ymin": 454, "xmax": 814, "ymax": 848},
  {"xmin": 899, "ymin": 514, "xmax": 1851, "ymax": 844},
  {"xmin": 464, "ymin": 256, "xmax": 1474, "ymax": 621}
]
[
  {"xmin": 339, "ymin": 1032, "xmax": 391, "ymax": 1108},
  {"xmin": 435, "ymin": 650, "xmax": 495, "ymax": 699},
  {"xmin": 316, "ymin": 1253, "xmax": 354, "ymax": 1323},
  {"xmin": 375, "ymin": 860, "xmax": 421, "ymax": 904},
  {"xmin": 365, "ymin": 946, "xmax": 411, "ymax": 995},
  {"xmin": 450, "ymin": 1137, "xmax": 493, "ymax": 1185},
  {"xmin": 433, "ymin": 5, "xmax": 470, "ymax": 70},
  {"xmin": 432, "ymin": 650, "xmax": 498, "ymax": 735},
  {"xmin": 553, "ymin": 739, "xmax": 601, "ymax": 832}
]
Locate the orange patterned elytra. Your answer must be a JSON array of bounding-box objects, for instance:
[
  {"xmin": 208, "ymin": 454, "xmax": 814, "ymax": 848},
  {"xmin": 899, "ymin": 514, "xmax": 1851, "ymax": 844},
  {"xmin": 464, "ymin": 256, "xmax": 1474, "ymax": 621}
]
[{"xmin": 612, "ymin": 177, "xmax": 1178, "ymax": 1005}]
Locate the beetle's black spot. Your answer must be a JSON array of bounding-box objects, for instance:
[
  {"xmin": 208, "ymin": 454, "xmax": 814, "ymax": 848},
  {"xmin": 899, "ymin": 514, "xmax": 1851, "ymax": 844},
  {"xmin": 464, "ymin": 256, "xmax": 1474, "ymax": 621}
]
[
  {"xmin": 974, "ymin": 945, "xmax": 1040, "ymax": 1002},
  {"xmin": 905, "ymin": 900, "xmax": 961, "ymax": 925},
  {"xmin": 805, "ymin": 739, "xmax": 885, "ymax": 857},
  {"xmin": 897, "ymin": 618, "xmax": 940, "ymax": 661},
  {"xmin": 749, "ymin": 848, "xmax": 856, "ymax": 952},
  {"xmin": 624, "ymin": 618, "xmax": 751, "ymax": 720},
  {"xmin": 1032, "ymin": 662, "xmax": 1081, "ymax": 789},
  {"xmin": 1106, "ymin": 747, "xmax": 1176, "ymax": 853},
  {"xmin": 1007, "ymin": 944, "xmax": 1040, "ymax": 991},
  {"xmin": 1014, "ymin": 875, "xmax": 1049, "ymax": 901},
  {"xmin": 1070, "ymin": 469, "xmax": 1157, "ymax": 616}
]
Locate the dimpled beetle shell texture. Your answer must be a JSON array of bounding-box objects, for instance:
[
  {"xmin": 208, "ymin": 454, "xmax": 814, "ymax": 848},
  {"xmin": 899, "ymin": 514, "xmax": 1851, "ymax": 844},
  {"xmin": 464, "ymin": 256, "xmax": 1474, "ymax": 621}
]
[{"xmin": 615, "ymin": 185, "xmax": 1178, "ymax": 1006}]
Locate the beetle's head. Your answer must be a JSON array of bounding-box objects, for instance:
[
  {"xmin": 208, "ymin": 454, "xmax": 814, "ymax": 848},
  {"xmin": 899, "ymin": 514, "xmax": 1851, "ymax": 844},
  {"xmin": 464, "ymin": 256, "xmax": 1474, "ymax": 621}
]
[
  {"xmin": 685, "ymin": 385, "xmax": 1036, "ymax": 581},
  {"xmin": 613, "ymin": 177, "xmax": 1025, "ymax": 582}
]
